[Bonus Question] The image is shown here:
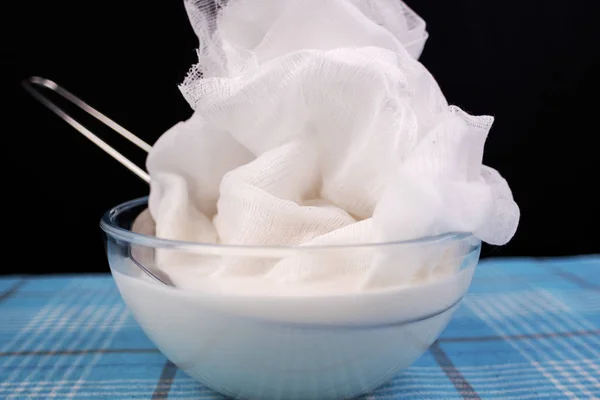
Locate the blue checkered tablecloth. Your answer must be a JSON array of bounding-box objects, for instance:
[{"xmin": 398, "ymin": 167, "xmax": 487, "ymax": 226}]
[{"xmin": 0, "ymin": 256, "xmax": 598, "ymax": 399}]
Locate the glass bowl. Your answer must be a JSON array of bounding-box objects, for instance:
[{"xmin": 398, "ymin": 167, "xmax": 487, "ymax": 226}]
[{"xmin": 100, "ymin": 197, "xmax": 481, "ymax": 400}]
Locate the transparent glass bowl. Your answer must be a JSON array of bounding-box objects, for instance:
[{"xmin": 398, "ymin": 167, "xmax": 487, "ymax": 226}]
[{"xmin": 101, "ymin": 197, "xmax": 481, "ymax": 400}]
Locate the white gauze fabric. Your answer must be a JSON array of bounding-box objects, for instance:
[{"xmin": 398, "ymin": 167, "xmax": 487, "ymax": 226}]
[{"xmin": 145, "ymin": 0, "xmax": 520, "ymax": 292}]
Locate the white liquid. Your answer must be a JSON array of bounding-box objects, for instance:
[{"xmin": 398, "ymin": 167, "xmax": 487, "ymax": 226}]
[{"xmin": 110, "ymin": 253, "xmax": 476, "ymax": 399}]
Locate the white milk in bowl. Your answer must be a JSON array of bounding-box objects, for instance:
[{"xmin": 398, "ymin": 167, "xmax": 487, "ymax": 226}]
[{"xmin": 108, "ymin": 249, "xmax": 478, "ymax": 400}]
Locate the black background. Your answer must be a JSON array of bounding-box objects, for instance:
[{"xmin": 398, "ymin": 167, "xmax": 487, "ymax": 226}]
[{"xmin": 5, "ymin": 0, "xmax": 599, "ymax": 276}]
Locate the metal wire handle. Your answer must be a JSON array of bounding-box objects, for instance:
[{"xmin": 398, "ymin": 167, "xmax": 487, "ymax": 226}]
[{"xmin": 22, "ymin": 76, "xmax": 151, "ymax": 183}]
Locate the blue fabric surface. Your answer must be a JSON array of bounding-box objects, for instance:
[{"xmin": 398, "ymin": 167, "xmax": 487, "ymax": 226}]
[{"xmin": 0, "ymin": 256, "xmax": 598, "ymax": 399}]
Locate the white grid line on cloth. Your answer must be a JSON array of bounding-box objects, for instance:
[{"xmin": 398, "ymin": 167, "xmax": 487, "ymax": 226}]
[
  {"xmin": 5, "ymin": 286, "xmax": 113, "ymax": 399},
  {"xmin": 20, "ymin": 301, "xmax": 115, "ymax": 398},
  {"xmin": 2, "ymin": 359, "xmax": 596, "ymax": 385},
  {"xmin": 526, "ymin": 291, "xmax": 571, "ymax": 312},
  {"xmin": 388, "ymin": 395, "xmax": 588, "ymax": 400},
  {"xmin": 0, "ymin": 279, "xmax": 76, "ymax": 354},
  {"xmin": 373, "ymin": 391, "xmax": 573, "ymax": 400},
  {"xmin": 65, "ymin": 304, "xmax": 130, "ymax": 398},
  {"xmin": 576, "ymin": 290, "xmax": 600, "ymax": 303},
  {"xmin": 408, "ymin": 359, "xmax": 597, "ymax": 371},
  {"xmin": 0, "ymin": 380, "xmax": 566, "ymax": 392},
  {"xmin": 1, "ymin": 364, "xmax": 597, "ymax": 391},
  {"xmin": 501, "ymin": 292, "xmax": 599, "ymax": 395},
  {"xmin": 377, "ymin": 384, "xmax": 574, "ymax": 397},
  {"xmin": 466, "ymin": 295, "xmax": 578, "ymax": 399},
  {"xmin": 0, "ymin": 318, "xmax": 139, "ymax": 332},
  {"xmin": 580, "ymin": 304, "xmax": 600, "ymax": 312},
  {"xmin": 512, "ymin": 292, "xmax": 595, "ymax": 363},
  {"xmin": 483, "ymin": 292, "xmax": 594, "ymax": 398},
  {"xmin": 375, "ymin": 382, "xmax": 464, "ymax": 393},
  {"xmin": 20, "ymin": 291, "xmax": 114, "ymax": 396},
  {"xmin": 534, "ymin": 290, "xmax": 600, "ymax": 362},
  {"xmin": 384, "ymin": 378, "xmax": 576, "ymax": 390},
  {"xmin": 464, "ymin": 292, "xmax": 568, "ymax": 316},
  {"xmin": 2, "ymin": 389, "xmax": 593, "ymax": 400},
  {"xmin": 0, "ymin": 361, "xmax": 596, "ymax": 393},
  {"xmin": 372, "ymin": 361, "xmax": 600, "ymax": 396},
  {"xmin": 0, "ymin": 386, "xmax": 214, "ymax": 398},
  {"xmin": 42, "ymin": 303, "xmax": 122, "ymax": 398},
  {"xmin": 0, "ymin": 380, "xmax": 574, "ymax": 392},
  {"xmin": 0, "ymin": 389, "xmax": 217, "ymax": 399},
  {"xmin": 0, "ymin": 379, "xmax": 195, "ymax": 387},
  {"xmin": 497, "ymin": 292, "xmax": 600, "ymax": 396},
  {"xmin": 1, "ymin": 381, "xmax": 596, "ymax": 399},
  {"xmin": 378, "ymin": 363, "xmax": 600, "ymax": 387},
  {"xmin": 524, "ymin": 291, "xmax": 600, "ymax": 384},
  {"xmin": 1, "ymin": 305, "xmax": 69, "ymax": 361},
  {"xmin": 536, "ymin": 290, "xmax": 600, "ymax": 348},
  {"xmin": 0, "ymin": 383, "xmax": 198, "ymax": 391},
  {"xmin": 46, "ymin": 303, "xmax": 125, "ymax": 398},
  {"xmin": 0, "ymin": 280, "xmax": 85, "ymax": 382}
]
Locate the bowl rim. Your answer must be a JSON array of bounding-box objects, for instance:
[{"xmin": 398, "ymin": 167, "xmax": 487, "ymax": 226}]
[{"xmin": 100, "ymin": 196, "xmax": 476, "ymax": 257}]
